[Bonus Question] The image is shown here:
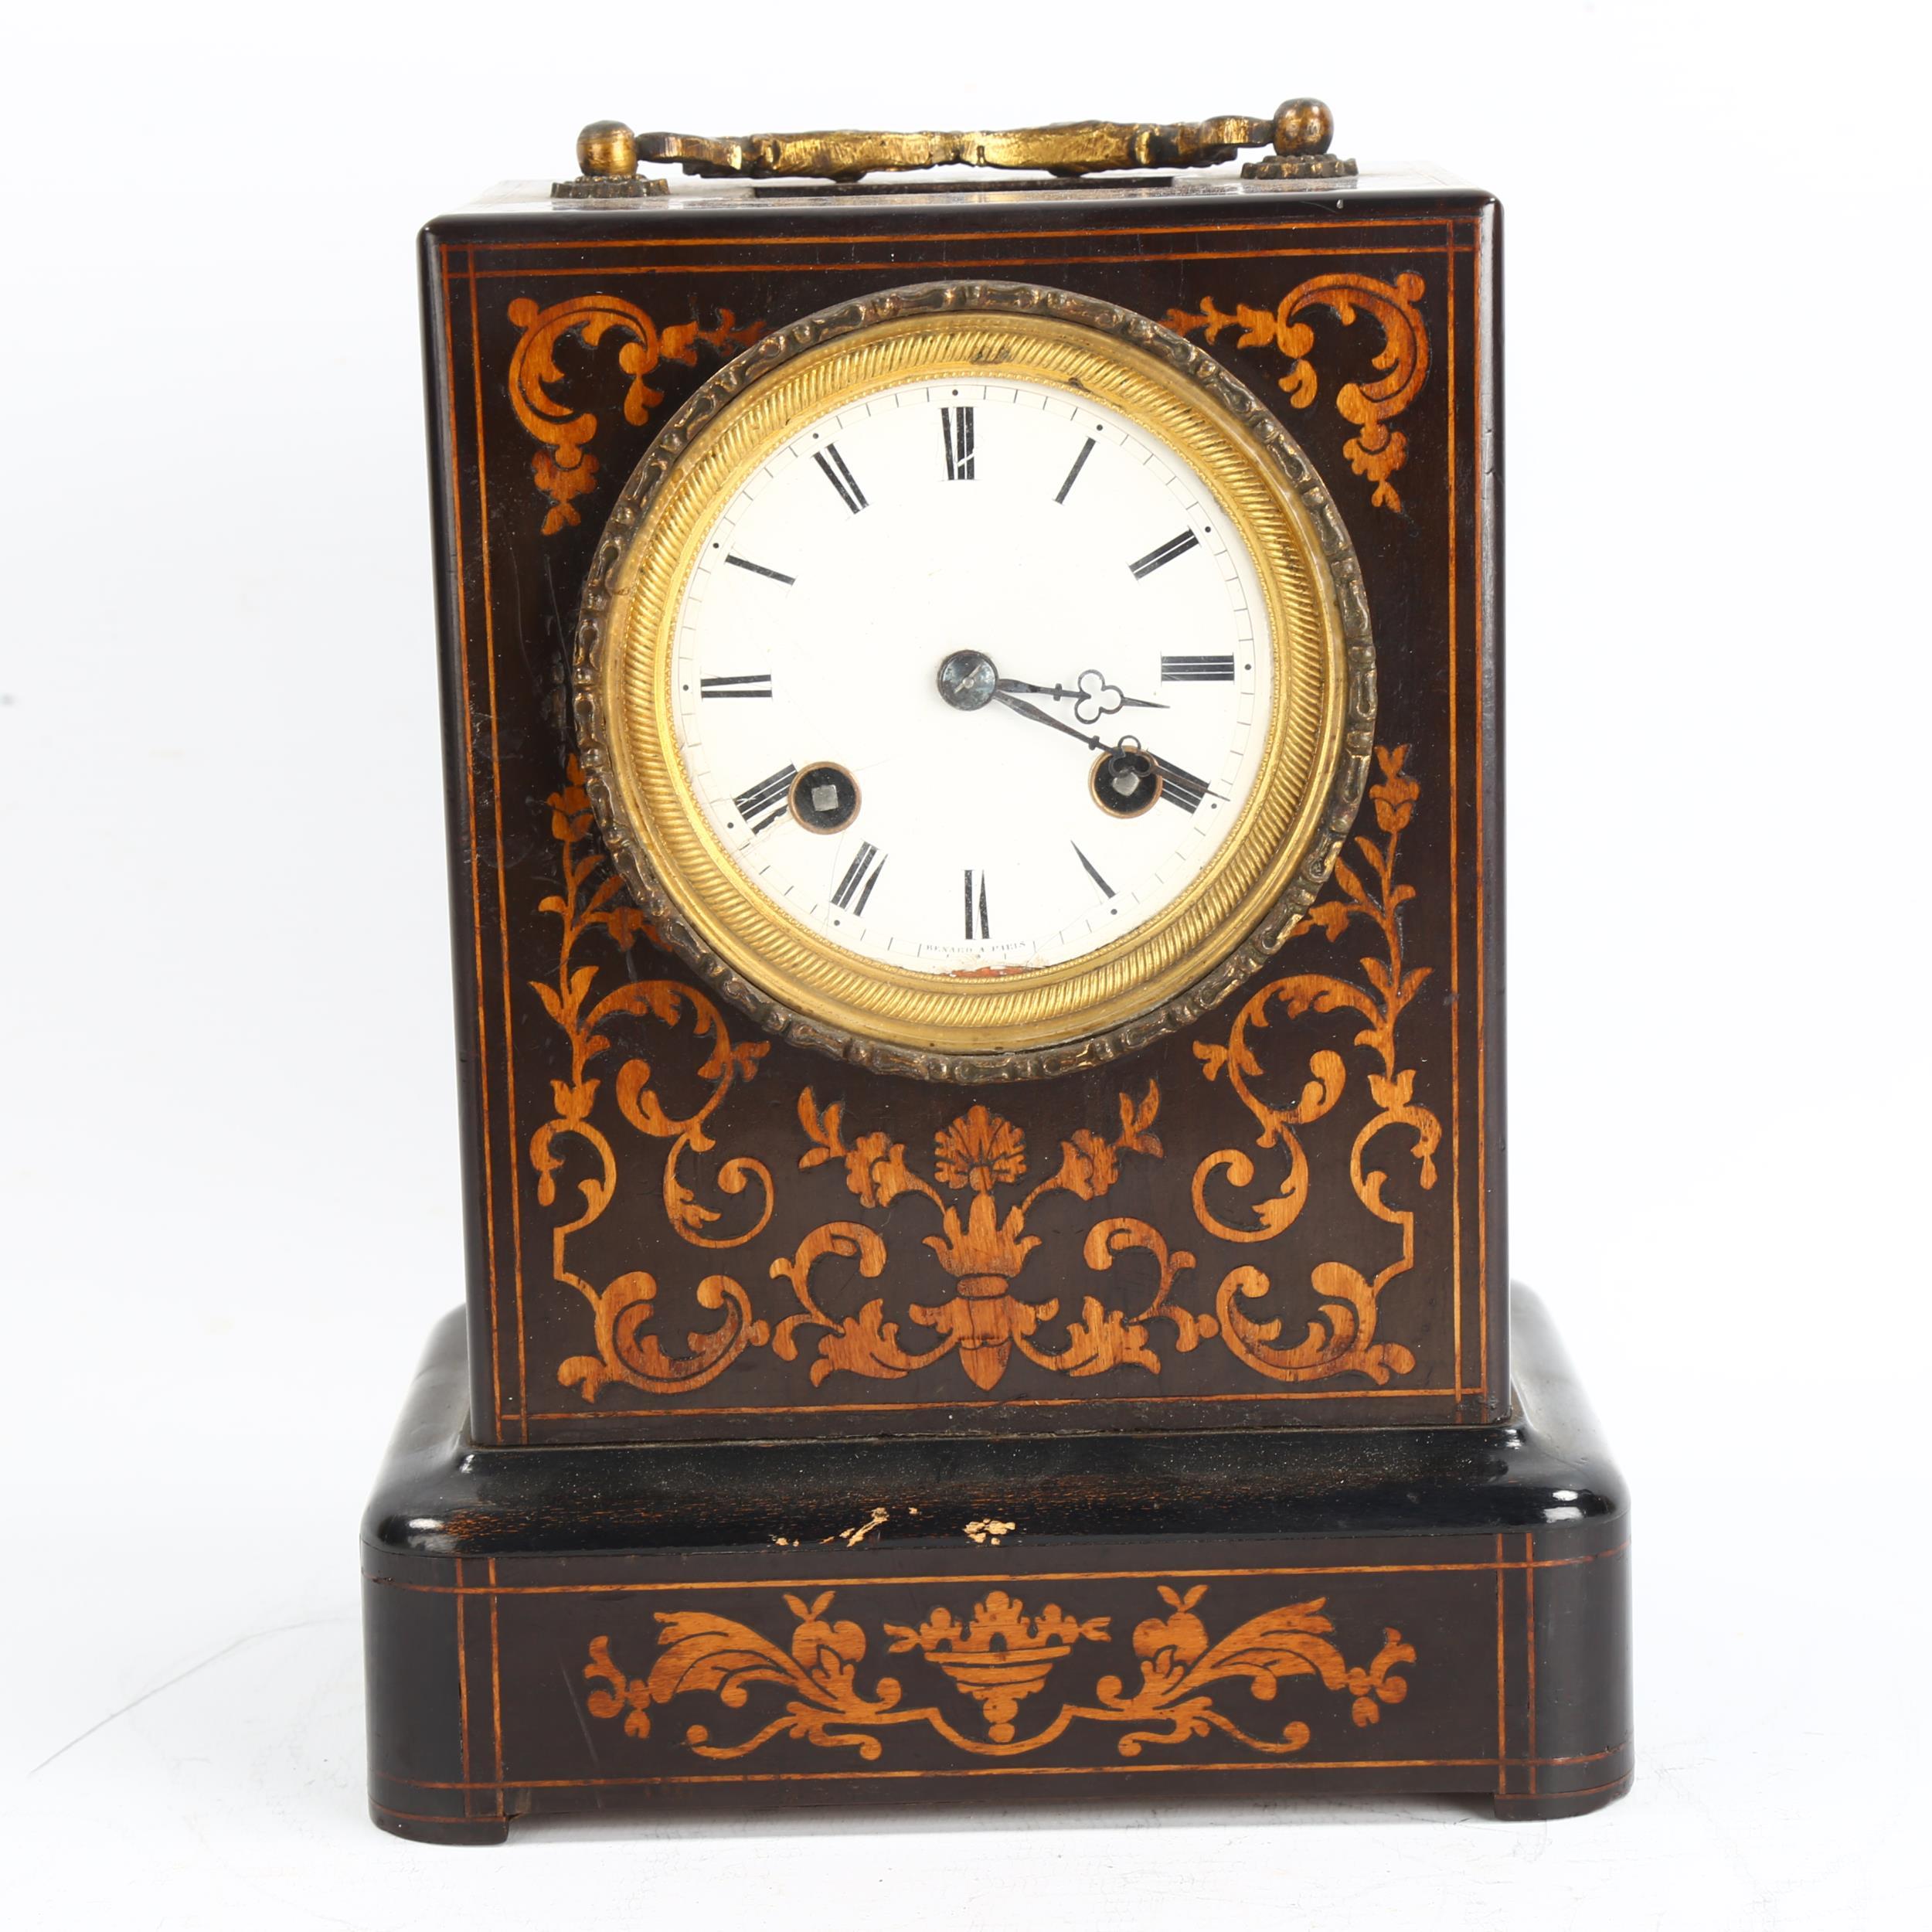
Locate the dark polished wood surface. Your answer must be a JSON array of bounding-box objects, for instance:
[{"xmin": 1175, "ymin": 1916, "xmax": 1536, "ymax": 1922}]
[
  {"xmin": 364, "ymin": 1289, "xmax": 1628, "ymax": 1841},
  {"xmin": 368, "ymin": 166, "xmax": 1626, "ymax": 1841},
  {"xmin": 420, "ymin": 172, "xmax": 1503, "ymax": 1447}
]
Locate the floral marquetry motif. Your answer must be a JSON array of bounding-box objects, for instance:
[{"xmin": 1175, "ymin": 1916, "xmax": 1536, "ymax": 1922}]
[
  {"xmin": 1167, "ymin": 273, "xmax": 1429, "ymax": 511},
  {"xmin": 506, "ymin": 295, "xmax": 764, "ymax": 533},
  {"xmin": 529, "ymin": 758, "xmax": 774, "ymax": 1400},
  {"xmin": 774, "ymin": 1083, "xmax": 1210, "ymax": 1389},
  {"xmin": 526, "ymin": 747, "xmax": 1445, "ymax": 1408},
  {"xmin": 582, "ymin": 1583, "xmax": 1415, "ymax": 1762},
  {"xmin": 1191, "ymin": 746, "xmax": 1441, "ymax": 1385}
]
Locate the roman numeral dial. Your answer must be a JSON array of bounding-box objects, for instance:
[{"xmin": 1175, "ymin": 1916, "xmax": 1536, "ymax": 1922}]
[
  {"xmin": 814, "ymin": 443, "xmax": 867, "ymax": 513},
  {"xmin": 1162, "ymin": 654, "xmax": 1235, "ymax": 682},
  {"xmin": 724, "ymin": 553, "xmax": 795, "ymax": 586},
  {"xmin": 963, "ymin": 869, "xmax": 991, "ymax": 939},
  {"xmin": 1072, "ymin": 843, "xmax": 1114, "ymax": 899},
  {"xmin": 1151, "ymin": 755, "xmax": 1213, "ymax": 815},
  {"xmin": 832, "ymin": 842, "xmax": 887, "ymax": 913},
  {"xmin": 668, "ymin": 373, "xmax": 1274, "ymax": 979},
  {"xmin": 731, "ymin": 764, "xmax": 797, "ymax": 834},
  {"xmin": 1055, "ymin": 437, "xmax": 1096, "ymax": 504},
  {"xmin": 1129, "ymin": 530, "xmax": 1199, "ymax": 579},
  {"xmin": 941, "ymin": 406, "xmax": 976, "ymax": 480}
]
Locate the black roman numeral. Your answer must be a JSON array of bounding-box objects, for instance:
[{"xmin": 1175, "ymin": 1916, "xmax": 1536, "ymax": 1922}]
[
  {"xmin": 1129, "ymin": 530, "xmax": 1200, "ymax": 580},
  {"xmin": 1055, "ymin": 436, "xmax": 1096, "ymax": 504},
  {"xmin": 700, "ymin": 674, "xmax": 772, "ymax": 699},
  {"xmin": 1152, "ymin": 755, "xmax": 1213, "ymax": 814},
  {"xmin": 723, "ymin": 554, "xmax": 795, "ymax": 585},
  {"xmin": 1161, "ymin": 654, "xmax": 1235, "ymax": 682},
  {"xmin": 732, "ymin": 764, "xmax": 798, "ymax": 834},
  {"xmin": 1072, "ymin": 843, "xmax": 1114, "ymax": 900},
  {"xmin": 941, "ymin": 406, "xmax": 976, "ymax": 481},
  {"xmin": 832, "ymin": 842, "xmax": 886, "ymax": 913},
  {"xmin": 963, "ymin": 869, "xmax": 990, "ymax": 939},
  {"xmin": 814, "ymin": 443, "xmax": 868, "ymax": 513}
]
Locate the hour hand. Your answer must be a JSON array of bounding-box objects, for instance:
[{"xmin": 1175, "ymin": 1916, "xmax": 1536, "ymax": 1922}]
[{"xmin": 998, "ymin": 667, "xmax": 1168, "ymax": 725}]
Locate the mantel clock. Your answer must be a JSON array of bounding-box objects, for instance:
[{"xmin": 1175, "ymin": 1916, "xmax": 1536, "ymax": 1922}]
[{"xmin": 362, "ymin": 99, "xmax": 1631, "ymax": 1839}]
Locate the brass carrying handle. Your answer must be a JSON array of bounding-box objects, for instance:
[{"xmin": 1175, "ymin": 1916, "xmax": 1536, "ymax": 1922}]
[{"xmin": 569, "ymin": 99, "xmax": 1347, "ymax": 190}]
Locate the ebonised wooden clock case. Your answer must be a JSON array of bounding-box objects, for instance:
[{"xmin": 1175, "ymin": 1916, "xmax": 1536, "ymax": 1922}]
[{"xmin": 362, "ymin": 108, "xmax": 1631, "ymax": 1840}]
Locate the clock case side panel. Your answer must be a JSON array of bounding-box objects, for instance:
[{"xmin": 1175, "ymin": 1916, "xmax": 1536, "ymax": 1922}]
[
  {"xmin": 419, "ymin": 232, "xmax": 517, "ymax": 1447},
  {"xmin": 1478, "ymin": 199, "xmax": 1509, "ymax": 1421}
]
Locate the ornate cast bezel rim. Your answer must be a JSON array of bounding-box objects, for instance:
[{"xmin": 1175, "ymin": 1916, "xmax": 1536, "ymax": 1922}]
[{"xmin": 573, "ymin": 280, "xmax": 1376, "ymax": 1083}]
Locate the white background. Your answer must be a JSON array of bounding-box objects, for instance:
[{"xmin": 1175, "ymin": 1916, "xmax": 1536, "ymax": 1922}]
[{"xmin": 3, "ymin": 3, "xmax": 1927, "ymax": 1927}]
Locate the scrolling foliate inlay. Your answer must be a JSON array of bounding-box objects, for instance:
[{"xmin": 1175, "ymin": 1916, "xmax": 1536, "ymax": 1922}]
[
  {"xmin": 530, "ymin": 745, "xmax": 1440, "ymax": 1403},
  {"xmin": 1192, "ymin": 745, "xmax": 1441, "ymax": 1384},
  {"xmin": 506, "ymin": 296, "xmax": 764, "ymax": 535},
  {"xmin": 530, "ymin": 758, "xmax": 774, "ymax": 1400},
  {"xmin": 774, "ymin": 1084, "xmax": 1211, "ymax": 1390},
  {"xmin": 1166, "ymin": 273, "xmax": 1427, "ymax": 512},
  {"xmin": 583, "ymin": 1583, "xmax": 1414, "ymax": 1762}
]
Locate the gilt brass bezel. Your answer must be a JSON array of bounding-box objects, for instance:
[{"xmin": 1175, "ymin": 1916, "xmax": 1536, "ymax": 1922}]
[{"xmin": 574, "ymin": 282, "xmax": 1376, "ymax": 1082}]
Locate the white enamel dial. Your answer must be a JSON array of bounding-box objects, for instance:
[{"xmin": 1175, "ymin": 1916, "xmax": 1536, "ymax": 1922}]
[{"xmin": 667, "ymin": 376, "xmax": 1275, "ymax": 975}]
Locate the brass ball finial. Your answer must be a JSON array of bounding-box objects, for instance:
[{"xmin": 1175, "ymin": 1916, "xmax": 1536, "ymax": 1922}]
[
  {"xmin": 577, "ymin": 120, "xmax": 639, "ymax": 179},
  {"xmin": 1271, "ymin": 98, "xmax": 1335, "ymax": 157}
]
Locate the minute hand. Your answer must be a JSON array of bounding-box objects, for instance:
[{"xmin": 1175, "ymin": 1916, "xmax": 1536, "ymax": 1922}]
[
  {"xmin": 989, "ymin": 692, "xmax": 1223, "ymax": 811},
  {"xmin": 990, "ymin": 689, "xmax": 1107, "ymax": 751}
]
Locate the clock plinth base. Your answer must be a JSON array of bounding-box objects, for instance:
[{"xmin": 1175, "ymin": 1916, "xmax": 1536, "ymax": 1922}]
[{"xmin": 362, "ymin": 1293, "xmax": 1629, "ymax": 1841}]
